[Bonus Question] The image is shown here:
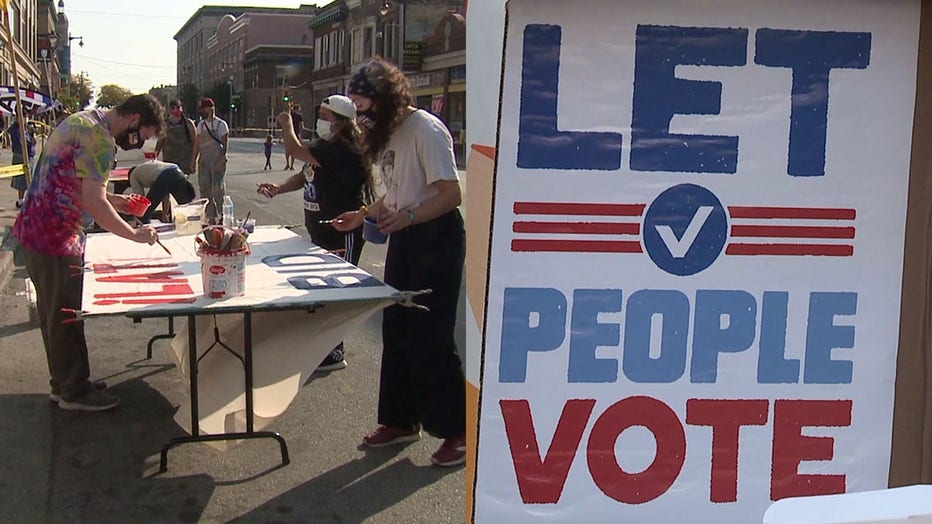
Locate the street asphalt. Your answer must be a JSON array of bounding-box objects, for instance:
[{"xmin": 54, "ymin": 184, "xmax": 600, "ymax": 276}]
[{"xmin": 0, "ymin": 137, "xmax": 467, "ymax": 523}]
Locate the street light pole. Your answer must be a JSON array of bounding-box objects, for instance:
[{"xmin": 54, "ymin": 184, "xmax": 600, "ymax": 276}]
[{"xmin": 228, "ymin": 75, "xmax": 233, "ymax": 130}]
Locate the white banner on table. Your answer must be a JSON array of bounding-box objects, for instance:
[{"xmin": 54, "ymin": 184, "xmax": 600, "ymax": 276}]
[
  {"xmin": 83, "ymin": 227, "xmax": 398, "ymax": 446},
  {"xmin": 169, "ymin": 304, "xmax": 382, "ymax": 449},
  {"xmin": 475, "ymin": 0, "xmax": 919, "ymax": 522},
  {"xmin": 83, "ymin": 226, "xmax": 399, "ymax": 315}
]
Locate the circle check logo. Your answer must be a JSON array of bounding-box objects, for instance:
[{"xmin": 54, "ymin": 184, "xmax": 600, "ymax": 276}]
[{"xmin": 643, "ymin": 184, "xmax": 728, "ymax": 276}]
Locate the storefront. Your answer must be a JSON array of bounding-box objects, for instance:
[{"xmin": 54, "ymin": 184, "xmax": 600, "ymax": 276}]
[{"xmin": 409, "ymin": 64, "xmax": 466, "ymax": 166}]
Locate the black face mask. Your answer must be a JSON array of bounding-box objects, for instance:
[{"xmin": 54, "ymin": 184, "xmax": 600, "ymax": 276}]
[{"xmin": 116, "ymin": 128, "xmax": 143, "ymax": 150}]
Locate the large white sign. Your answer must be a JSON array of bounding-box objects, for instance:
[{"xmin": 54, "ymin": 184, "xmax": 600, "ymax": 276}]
[
  {"xmin": 82, "ymin": 227, "xmax": 400, "ymax": 442},
  {"xmin": 82, "ymin": 226, "xmax": 400, "ymax": 316},
  {"xmin": 475, "ymin": 0, "xmax": 920, "ymax": 522}
]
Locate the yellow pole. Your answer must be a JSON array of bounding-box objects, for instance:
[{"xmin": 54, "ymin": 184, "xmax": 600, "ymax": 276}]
[{"xmin": 1, "ymin": 2, "xmax": 32, "ymax": 186}]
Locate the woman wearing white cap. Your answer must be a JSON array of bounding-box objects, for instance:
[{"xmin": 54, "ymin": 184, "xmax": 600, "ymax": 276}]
[{"xmin": 258, "ymin": 95, "xmax": 374, "ymax": 371}]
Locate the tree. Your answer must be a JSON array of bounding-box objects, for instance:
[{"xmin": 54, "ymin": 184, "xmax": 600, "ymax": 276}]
[
  {"xmin": 207, "ymin": 82, "xmax": 232, "ymax": 120},
  {"xmin": 179, "ymin": 82, "xmax": 199, "ymax": 117},
  {"xmin": 57, "ymin": 73, "xmax": 94, "ymax": 112},
  {"xmin": 95, "ymin": 84, "xmax": 133, "ymax": 109}
]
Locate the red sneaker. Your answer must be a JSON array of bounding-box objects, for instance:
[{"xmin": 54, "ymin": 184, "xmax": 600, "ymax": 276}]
[
  {"xmin": 362, "ymin": 425, "xmax": 421, "ymax": 447},
  {"xmin": 431, "ymin": 435, "xmax": 466, "ymax": 467}
]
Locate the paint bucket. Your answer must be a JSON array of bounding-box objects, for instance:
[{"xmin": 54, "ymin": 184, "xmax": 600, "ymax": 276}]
[
  {"xmin": 127, "ymin": 194, "xmax": 151, "ymax": 217},
  {"xmin": 363, "ymin": 217, "xmax": 388, "ymax": 244},
  {"xmin": 198, "ymin": 245, "xmax": 249, "ymax": 299},
  {"xmin": 174, "ymin": 198, "xmax": 209, "ymax": 235}
]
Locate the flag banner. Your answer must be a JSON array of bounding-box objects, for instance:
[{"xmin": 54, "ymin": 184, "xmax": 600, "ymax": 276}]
[{"xmin": 0, "ymin": 86, "xmax": 61, "ymax": 116}]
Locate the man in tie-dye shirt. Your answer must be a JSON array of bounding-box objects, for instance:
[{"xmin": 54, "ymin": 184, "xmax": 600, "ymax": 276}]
[{"xmin": 13, "ymin": 94, "xmax": 165, "ymax": 412}]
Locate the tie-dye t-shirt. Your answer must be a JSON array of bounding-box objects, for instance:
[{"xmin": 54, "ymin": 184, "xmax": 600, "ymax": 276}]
[{"xmin": 13, "ymin": 110, "xmax": 115, "ymax": 256}]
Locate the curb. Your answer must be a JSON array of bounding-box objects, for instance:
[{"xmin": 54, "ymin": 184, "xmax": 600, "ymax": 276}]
[
  {"xmin": 0, "ymin": 251, "xmax": 11, "ymax": 291},
  {"xmin": 0, "ymin": 227, "xmax": 13, "ymax": 292}
]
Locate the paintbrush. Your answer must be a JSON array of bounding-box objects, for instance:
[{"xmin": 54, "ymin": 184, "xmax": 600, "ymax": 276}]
[{"xmin": 133, "ymin": 217, "xmax": 172, "ymax": 255}]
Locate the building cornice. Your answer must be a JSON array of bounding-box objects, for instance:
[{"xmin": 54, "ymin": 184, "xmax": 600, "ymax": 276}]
[{"xmin": 309, "ymin": 3, "xmax": 348, "ymax": 29}]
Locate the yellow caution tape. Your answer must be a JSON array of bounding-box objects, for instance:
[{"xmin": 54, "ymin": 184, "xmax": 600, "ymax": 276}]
[{"xmin": 0, "ymin": 164, "xmax": 28, "ymax": 179}]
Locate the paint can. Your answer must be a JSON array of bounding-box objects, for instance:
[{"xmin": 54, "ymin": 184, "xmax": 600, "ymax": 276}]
[{"xmin": 198, "ymin": 245, "xmax": 249, "ymax": 299}]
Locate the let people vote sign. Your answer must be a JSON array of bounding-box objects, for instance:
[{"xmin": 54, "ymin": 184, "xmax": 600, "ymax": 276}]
[{"xmin": 474, "ymin": 0, "xmax": 921, "ymax": 522}]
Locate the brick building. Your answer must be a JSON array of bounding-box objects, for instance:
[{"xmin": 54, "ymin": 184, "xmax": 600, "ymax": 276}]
[
  {"xmin": 243, "ymin": 46, "xmax": 314, "ymax": 136},
  {"xmin": 174, "ymin": 1, "xmax": 466, "ymax": 153},
  {"xmin": 175, "ymin": 5, "xmax": 317, "ymax": 129}
]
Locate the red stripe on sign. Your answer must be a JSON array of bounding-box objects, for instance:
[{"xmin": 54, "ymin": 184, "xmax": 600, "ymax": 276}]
[
  {"xmin": 513, "ymin": 221, "xmax": 641, "ymax": 235},
  {"xmin": 728, "ymin": 206, "xmax": 856, "ymax": 220},
  {"xmin": 512, "ymin": 239, "xmax": 643, "ymax": 253},
  {"xmin": 726, "ymin": 243, "xmax": 854, "ymax": 256},
  {"xmin": 514, "ymin": 202, "xmax": 646, "ymax": 216},
  {"xmin": 730, "ymin": 225, "xmax": 856, "ymax": 239},
  {"xmin": 94, "ymin": 283, "xmax": 194, "ymax": 299}
]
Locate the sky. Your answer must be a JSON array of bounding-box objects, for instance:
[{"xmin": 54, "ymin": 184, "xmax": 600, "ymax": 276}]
[{"xmin": 64, "ymin": 0, "xmax": 336, "ymax": 95}]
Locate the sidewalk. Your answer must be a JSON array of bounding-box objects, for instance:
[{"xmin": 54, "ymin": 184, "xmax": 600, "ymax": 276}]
[{"xmin": 0, "ymin": 181, "xmax": 20, "ymax": 291}]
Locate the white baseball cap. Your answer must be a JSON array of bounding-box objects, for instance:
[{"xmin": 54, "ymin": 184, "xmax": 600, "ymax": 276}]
[{"xmin": 321, "ymin": 95, "xmax": 357, "ymax": 119}]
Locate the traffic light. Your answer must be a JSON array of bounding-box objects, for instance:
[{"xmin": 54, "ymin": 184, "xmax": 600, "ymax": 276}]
[{"xmin": 283, "ymin": 88, "xmax": 292, "ymax": 103}]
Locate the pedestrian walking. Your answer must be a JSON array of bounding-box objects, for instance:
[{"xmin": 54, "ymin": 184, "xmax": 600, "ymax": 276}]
[
  {"xmin": 192, "ymin": 98, "xmax": 229, "ymax": 223},
  {"xmin": 258, "ymin": 95, "xmax": 374, "ymax": 371},
  {"xmin": 12, "ymin": 94, "xmax": 163, "ymax": 411},
  {"xmin": 333, "ymin": 58, "xmax": 467, "ymax": 467},
  {"xmin": 8, "ymin": 115, "xmax": 36, "ymax": 208},
  {"xmin": 261, "ymin": 134, "xmax": 273, "ymax": 170},
  {"xmin": 284, "ymin": 103, "xmax": 305, "ymax": 170}
]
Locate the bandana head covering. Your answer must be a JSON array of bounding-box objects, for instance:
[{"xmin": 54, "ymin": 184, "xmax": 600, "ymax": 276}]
[{"xmin": 347, "ymin": 67, "xmax": 378, "ymax": 98}]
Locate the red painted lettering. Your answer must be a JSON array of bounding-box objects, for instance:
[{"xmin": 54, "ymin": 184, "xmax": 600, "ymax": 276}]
[
  {"xmin": 771, "ymin": 399, "xmax": 852, "ymax": 500},
  {"xmin": 686, "ymin": 399, "xmax": 769, "ymax": 502},
  {"xmin": 500, "ymin": 398, "xmax": 595, "ymax": 503},
  {"xmin": 588, "ymin": 396, "xmax": 687, "ymax": 504}
]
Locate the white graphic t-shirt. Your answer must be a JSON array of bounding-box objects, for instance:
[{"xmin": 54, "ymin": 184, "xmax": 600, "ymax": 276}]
[
  {"xmin": 196, "ymin": 117, "xmax": 229, "ymax": 155},
  {"xmin": 378, "ymin": 110, "xmax": 458, "ymax": 212}
]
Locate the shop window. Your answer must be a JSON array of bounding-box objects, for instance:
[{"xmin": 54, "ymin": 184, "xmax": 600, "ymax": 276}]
[{"xmin": 363, "ymin": 26, "xmax": 373, "ymax": 59}]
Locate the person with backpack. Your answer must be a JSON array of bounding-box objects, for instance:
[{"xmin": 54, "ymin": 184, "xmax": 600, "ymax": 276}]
[
  {"xmin": 192, "ymin": 98, "xmax": 229, "ymax": 224},
  {"xmin": 155, "ymin": 99, "xmax": 196, "ymax": 175}
]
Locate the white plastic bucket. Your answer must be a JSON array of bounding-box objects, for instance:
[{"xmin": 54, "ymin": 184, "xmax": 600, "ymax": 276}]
[
  {"xmin": 199, "ymin": 247, "xmax": 248, "ymax": 299},
  {"xmin": 174, "ymin": 198, "xmax": 209, "ymax": 235}
]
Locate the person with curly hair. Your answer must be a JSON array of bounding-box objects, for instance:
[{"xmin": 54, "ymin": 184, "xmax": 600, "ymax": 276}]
[
  {"xmin": 333, "ymin": 57, "xmax": 466, "ymax": 467},
  {"xmin": 258, "ymin": 94, "xmax": 375, "ymax": 371}
]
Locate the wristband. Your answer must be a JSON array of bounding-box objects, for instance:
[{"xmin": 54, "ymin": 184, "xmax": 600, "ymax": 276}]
[{"xmin": 407, "ymin": 210, "xmax": 416, "ymax": 225}]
